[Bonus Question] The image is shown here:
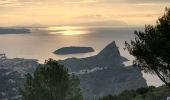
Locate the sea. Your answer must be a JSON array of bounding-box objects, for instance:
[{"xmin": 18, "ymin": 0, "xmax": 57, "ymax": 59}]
[{"xmin": 0, "ymin": 26, "xmax": 163, "ymax": 87}]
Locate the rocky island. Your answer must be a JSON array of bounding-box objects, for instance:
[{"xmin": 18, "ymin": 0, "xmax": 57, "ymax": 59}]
[
  {"xmin": 0, "ymin": 28, "xmax": 31, "ymax": 34},
  {"xmin": 54, "ymin": 46, "xmax": 95, "ymax": 55}
]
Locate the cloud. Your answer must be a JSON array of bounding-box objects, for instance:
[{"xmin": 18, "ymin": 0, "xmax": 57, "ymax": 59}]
[
  {"xmin": 0, "ymin": 0, "xmax": 99, "ymax": 7},
  {"xmin": 0, "ymin": 0, "xmax": 21, "ymax": 7},
  {"xmin": 63, "ymin": 0, "xmax": 98, "ymax": 4},
  {"xmin": 0, "ymin": 0, "xmax": 169, "ymax": 8},
  {"xmin": 0, "ymin": 0, "xmax": 16, "ymax": 4},
  {"xmin": 102, "ymin": 0, "xmax": 170, "ymax": 3},
  {"xmin": 75, "ymin": 14, "xmax": 103, "ymax": 19},
  {"xmin": 0, "ymin": 0, "xmax": 49, "ymax": 7},
  {"xmin": 118, "ymin": 13, "xmax": 161, "ymax": 18},
  {"xmin": 0, "ymin": 0, "xmax": 39, "ymax": 7},
  {"xmin": 58, "ymin": 20, "xmax": 129, "ymax": 27},
  {"xmin": 0, "ymin": 0, "xmax": 169, "ymax": 27},
  {"xmin": 124, "ymin": 0, "xmax": 170, "ymax": 3}
]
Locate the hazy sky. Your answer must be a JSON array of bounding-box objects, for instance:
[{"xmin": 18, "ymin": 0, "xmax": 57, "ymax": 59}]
[{"xmin": 0, "ymin": 0, "xmax": 170, "ymax": 27}]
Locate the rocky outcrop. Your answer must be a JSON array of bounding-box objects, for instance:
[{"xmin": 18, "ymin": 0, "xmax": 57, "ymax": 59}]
[{"xmin": 59, "ymin": 41, "xmax": 147, "ymax": 100}]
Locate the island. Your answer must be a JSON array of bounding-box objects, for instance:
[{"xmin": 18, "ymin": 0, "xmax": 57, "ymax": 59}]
[
  {"xmin": 54, "ymin": 46, "xmax": 95, "ymax": 55},
  {"xmin": 0, "ymin": 27, "xmax": 31, "ymax": 34}
]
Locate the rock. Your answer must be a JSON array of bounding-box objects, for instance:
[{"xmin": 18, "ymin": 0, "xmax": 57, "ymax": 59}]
[{"xmin": 54, "ymin": 46, "xmax": 94, "ymax": 55}]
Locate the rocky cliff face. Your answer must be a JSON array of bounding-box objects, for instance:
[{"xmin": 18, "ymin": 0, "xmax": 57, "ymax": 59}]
[
  {"xmin": 59, "ymin": 41, "xmax": 147, "ymax": 100},
  {"xmin": 59, "ymin": 41, "xmax": 128, "ymax": 72}
]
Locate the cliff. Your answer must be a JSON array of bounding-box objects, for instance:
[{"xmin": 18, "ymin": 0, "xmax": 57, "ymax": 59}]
[{"xmin": 59, "ymin": 41, "xmax": 147, "ymax": 100}]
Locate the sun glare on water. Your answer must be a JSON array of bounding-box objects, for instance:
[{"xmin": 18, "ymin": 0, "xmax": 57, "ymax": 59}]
[{"xmin": 47, "ymin": 26, "xmax": 89, "ymax": 36}]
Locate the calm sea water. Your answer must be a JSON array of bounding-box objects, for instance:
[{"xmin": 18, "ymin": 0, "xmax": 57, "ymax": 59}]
[{"xmin": 0, "ymin": 26, "xmax": 163, "ymax": 86}]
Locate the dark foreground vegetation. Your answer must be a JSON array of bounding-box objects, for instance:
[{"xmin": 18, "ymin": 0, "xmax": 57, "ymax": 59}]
[
  {"xmin": 99, "ymin": 85, "xmax": 170, "ymax": 100},
  {"xmin": 20, "ymin": 59, "xmax": 83, "ymax": 100},
  {"xmin": 125, "ymin": 7, "xmax": 170, "ymax": 88}
]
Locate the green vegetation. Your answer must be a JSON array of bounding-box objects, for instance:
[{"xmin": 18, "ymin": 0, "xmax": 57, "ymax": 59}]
[
  {"xmin": 125, "ymin": 8, "xmax": 170, "ymax": 87},
  {"xmin": 99, "ymin": 85, "xmax": 170, "ymax": 100},
  {"xmin": 20, "ymin": 58, "xmax": 83, "ymax": 100}
]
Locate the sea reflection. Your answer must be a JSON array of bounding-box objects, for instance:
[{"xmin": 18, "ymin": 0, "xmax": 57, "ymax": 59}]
[
  {"xmin": 45, "ymin": 26, "xmax": 90, "ymax": 35},
  {"xmin": 50, "ymin": 30, "xmax": 90, "ymax": 35}
]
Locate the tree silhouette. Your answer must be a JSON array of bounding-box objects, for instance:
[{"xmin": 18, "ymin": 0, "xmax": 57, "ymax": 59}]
[
  {"xmin": 125, "ymin": 8, "xmax": 170, "ymax": 88},
  {"xmin": 20, "ymin": 58, "xmax": 83, "ymax": 100}
]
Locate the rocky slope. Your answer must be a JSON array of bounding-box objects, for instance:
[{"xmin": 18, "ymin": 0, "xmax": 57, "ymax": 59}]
[{"xmin": 0, "ymin": 55, "xmax": 38, "ymax": 100}]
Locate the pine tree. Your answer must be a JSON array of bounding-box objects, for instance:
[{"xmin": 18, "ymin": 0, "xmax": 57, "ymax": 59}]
[
  {"xmin": 20, "ymin": 58, "xmax": 83, "ymax": 100},
  {"xmin": 125, "ymin": 8, "xmax": 170, "ymax": 88}
]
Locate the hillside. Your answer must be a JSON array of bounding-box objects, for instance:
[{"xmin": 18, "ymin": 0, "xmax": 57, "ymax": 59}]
[
  {"xmin": 0, "ymin": 55, "xmax": 38, "ymax": 100},
  {"xmin": 99, "ymin": 85, "xmax": 170, "ymax": 100}
]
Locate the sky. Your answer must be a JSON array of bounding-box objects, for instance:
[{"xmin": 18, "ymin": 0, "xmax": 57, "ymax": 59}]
[{"xmin": 0, "ymin": 0, "xmax": 170, "ymax": 27}]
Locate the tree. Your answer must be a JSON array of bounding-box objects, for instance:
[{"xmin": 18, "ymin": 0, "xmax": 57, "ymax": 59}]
[
  {"xmin": 125, "ymin": 8, "xmax": 170, "ymax": 88},
  {"xmin": 20, "ymin": 58, "xmax": 83, "ymax": 100},
  {"xmin": 98, "ymin": 85, "xmax": 170, "ymax": 100}
]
